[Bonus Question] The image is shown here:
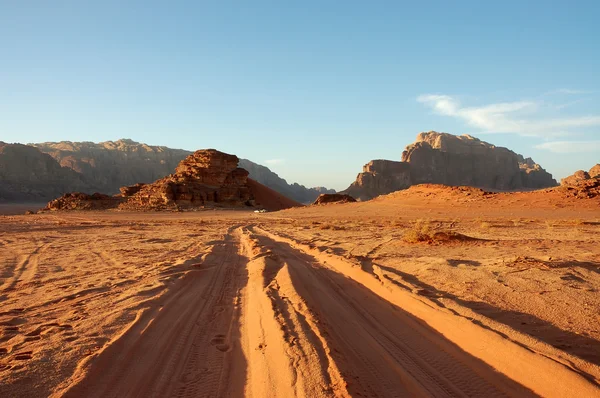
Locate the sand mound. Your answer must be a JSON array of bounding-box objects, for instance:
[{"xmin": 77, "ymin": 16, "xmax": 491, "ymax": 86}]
[{"xmin": 246, "ymin": 178, "xmax": 303, "ymax": 211}]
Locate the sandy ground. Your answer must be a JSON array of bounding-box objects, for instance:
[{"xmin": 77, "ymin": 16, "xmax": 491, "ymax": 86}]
[{"xmin": 0, "ymin": 187, "xmax": 599, "ymax": 397}]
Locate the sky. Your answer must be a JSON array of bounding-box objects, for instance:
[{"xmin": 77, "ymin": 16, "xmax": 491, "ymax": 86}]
[{"xmin": 1, "ymin": 1, "xmax": 599, "ymax": 191}]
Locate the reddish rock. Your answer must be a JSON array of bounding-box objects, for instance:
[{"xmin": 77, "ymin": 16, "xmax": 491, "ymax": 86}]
[
  {"xmin": 118, "ymin": 149, "xmax": 253, "ymax": 210},
  {"xmin": 45, "ymin": 193, "xmax": 122, "ymax": 211},
  {"xmin": 561, "ymin": 170, "xmax": 591, "ymax": 186},
  {"xmin": 312, "ymin": 194, "xmax": 357, "ymax": 205},
  {"xmin": 589, "ymin": 164, "xmax": 600, "ymax": 178}
]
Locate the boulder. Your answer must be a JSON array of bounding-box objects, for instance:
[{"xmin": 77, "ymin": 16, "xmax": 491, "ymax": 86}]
[
  {"xmin": 45, "ymin": 193, "xmax": 122, "ymax": 211},
  {"xmin": 561, "ymin": 170, "xmax": 591, "ymax": 186},
  {"xmin": 589, "ymin": 164, "xmax": 600, "ymax": 178}
]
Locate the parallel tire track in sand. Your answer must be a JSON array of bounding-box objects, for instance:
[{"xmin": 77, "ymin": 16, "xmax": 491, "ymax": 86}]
[
  {"xmin": 56, "ymin": 224, "xmax": 600, "ymax": 398},
  {"xmin": 58, "ymin": 227, "xmax": 247, "ymax": 398},
  {"xmin": 243, "ymin": 227, "xmax": 534, "ymax": 397}
]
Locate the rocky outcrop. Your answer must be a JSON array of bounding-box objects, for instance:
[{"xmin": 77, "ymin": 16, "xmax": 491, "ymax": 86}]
[
  {"xmin": 312, "ymin": 194, "xmax": 356, "ymax": 205},
  {"xmin": 561, "ymin": 170, "xmax": 591, "ymax": 186},
  {"xmin": 45, "ymin": 193, "xmax": 122, "ymax": 211},
  {"xmin": 343, "ymin": 132, "xmax": 557, "ymax": 200},
  {"xmin": 0, "ymin": 142, "xmax": 90, "ymax": 202},
  {"xmin": 588, "ymin": 164, "xmax": 600, "ymax": 178},
  {"xmin": 560, "ymin": 165, "xmax": 600, "ymax": 198},
  {"xmin": 118, "ymin": 149, "xmax": 254, "ymax": 210},
  {"xmin": 238, "ymin": 159, "xmax": 335, "ymax": 203},
  {"xmin": 344, "ymin": 160, "xmax": 411, "ymax": 201}
]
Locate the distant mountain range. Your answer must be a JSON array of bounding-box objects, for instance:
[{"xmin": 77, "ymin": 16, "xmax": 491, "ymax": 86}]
[{"xmin": 0, "ymin": 139, "xmax": 334, "ymax": 203}]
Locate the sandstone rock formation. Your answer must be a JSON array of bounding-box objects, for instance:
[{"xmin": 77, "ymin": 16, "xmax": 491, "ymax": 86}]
[
  {"xmin": 312, "ymin": 193, "xmax": 357, "ymax": 205},
  {"xmin": 45, "ymin": 193, "xmax": 122, "ymax": 211},
  {"xmin": 30, "ymin": 139, "xmax": 332, "ymax": 203},
  {"xmin": 561, "ymin": 170, "xmax": 591, "ymax": 186},
  {"xmin": 0, "ymin": 142, "xmax": 90, "ymax": 202},
  {"xmin": 560, "ymin": 165, "xmax": 600, "ymax": 198},
  {"xmin": 588, "ymin": 164, "xmax": 600, "ymax": 178},
  {"xmin": 343, "ymin": 132, "xmax": 557, "ymax": 200},
  {"xmin": 118, "ymin": 149, "xmax": 253, "ymax": 210}
]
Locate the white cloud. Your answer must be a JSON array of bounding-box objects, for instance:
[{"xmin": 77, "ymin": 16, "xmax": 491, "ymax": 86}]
[
  {"xmin": 550, "ymin": 89, "xmax": 592, "ymax": 95},
  {"xmin": 264, "ymin": 158, "xmax": 285, "ymax": 165},
  {"xmin": 535, "ymin": 141, "xmax": 600, "ymax": 153},
  {"xmin": 417, "ymin": 94, "xmax": 600, "ymax": 137}
]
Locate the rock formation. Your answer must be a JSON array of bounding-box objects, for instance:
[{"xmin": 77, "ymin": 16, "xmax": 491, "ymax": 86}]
[
  {"xmin": 588, "ymin": 164, "xmax": 600, "ymax": 178},
  {"xmin": 560, "ymin": 165, "xmax": 600, "ymax": 198},
  {"xmin": 30, "ymin": 139, "xmax": 333, "ymax": 203},
  {"xmin": 44, "ymin": 149, "xmax": 300, "ymax": 211},
  {"xmin": 312, "ymin": 194, "xmax": 357, "ymax": 205},
  {"xmin": 118, "ymin": 149, "xmax": 254, "ymax": 210},
  {"xmin": 0, "ymin": 142, "xmax": 90, "ymax": 202},
  {"xmin": 343, "ymin": 132, "xmax": 557, "ymax": 200}
]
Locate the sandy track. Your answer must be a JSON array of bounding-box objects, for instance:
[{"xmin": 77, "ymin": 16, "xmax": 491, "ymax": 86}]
[
  {"xmin": 59, "ymin": 227, "xmax": 247, "ymax": 398},
  {"xmin": 241, "ymin": 227, "xmax": 534, "ymax": 397}
]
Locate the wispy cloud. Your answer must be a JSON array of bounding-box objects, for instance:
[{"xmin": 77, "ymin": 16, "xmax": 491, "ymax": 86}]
[
  {"xmin": 264, "ymin": 158, "xmax": 285, "ymax": 165},
  {"xmin": 548, "ymin": 88, "xmax": 593, "ymax": 95},
  {"xmin": 417, "ymin": 94, "xmax": 600, "ymax": 137},
  {"xmin": 535, "ymin": 141, "xmax": 600, "ymax": 153}
]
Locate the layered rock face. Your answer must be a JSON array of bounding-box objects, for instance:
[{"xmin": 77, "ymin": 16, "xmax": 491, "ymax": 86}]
[
  {"xmin": 32, "ymin": 139, "xmax": 191, "ymax": 195},
  {"xmin": 118, "ymin": 149, "xmax": 253, "ymax": 210},
  {"xmin": 0, "ymin": 142, "xmax": 90, "ymax": 202},
  {"xmin": 343, "ymin": 132, "xmax": 557, "ymax": 200},
  {"xmin": 344, "ymin": 160, "xmax": 411, "ymax": 201}
]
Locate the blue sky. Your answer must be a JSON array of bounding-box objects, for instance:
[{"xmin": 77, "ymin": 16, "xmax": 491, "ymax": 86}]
[{"xmin": 1, "ymin": 1, "xmax": 599, "ymax": 190}]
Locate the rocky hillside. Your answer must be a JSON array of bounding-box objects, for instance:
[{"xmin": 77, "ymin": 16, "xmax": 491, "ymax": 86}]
[
  {"xmin": 0, "ymin": 142, "xmax": 90, "ymax": 202},
  {"xmin": 30, "ymin": 140, "xmax": 332, "ymax": 203},
  {"xmin": 238, "ymin": 159, "xmax": 335, "ymax": 203},
  {"xmin": 344, "ymin": 132, "xmax": 557, "ymax": 200},
  {"xmin": 46, "ymin": 149, "xmax": 301, "ymax": 211}
]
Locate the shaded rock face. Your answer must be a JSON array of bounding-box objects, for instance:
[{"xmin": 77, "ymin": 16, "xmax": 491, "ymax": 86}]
[
  {"xmin": 238, "ymin": 159, "xmax": 335, "ymax": 203},
  {"xmin": 0, "ymin": 142, "xmax": 90, "ymax": 202},
  {"xmin": 312, "ymin": 193, "xmax": 357, "ymax": 205},
  {"xmin": 344, "ymin": 160, "xmax": 411, "ymax": 201},
  {"xmin": 32, "ymin": 139, "xmax": 191, "ymax": 195},
  {"xmin": 343, "ymin": 132, "xmax": 557, "ymax": 200},
  {"xmin": 119, "ymin": 149, "xmax": 253, "ymax": 210}
]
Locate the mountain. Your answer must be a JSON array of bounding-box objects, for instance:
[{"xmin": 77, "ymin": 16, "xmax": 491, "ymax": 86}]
[
  {"xmin": 343, "ymin": 132, "xmax": 557, "ymax": 201},
  {"xmin": 0, "ymin": 142, "xmax": 90, "ymax": 202},
  {"xmin": 29, "ymin": 139, "xmax": 333, "ymax": 203}
]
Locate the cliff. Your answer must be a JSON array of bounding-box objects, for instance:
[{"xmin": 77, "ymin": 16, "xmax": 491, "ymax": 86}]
[{"xmin": 343, "ymin": 132, "xmax": 557, "ymax": 200}]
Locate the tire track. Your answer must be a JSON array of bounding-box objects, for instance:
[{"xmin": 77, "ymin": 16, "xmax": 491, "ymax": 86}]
[{"xmin": 59, "ymin": 227, "xmax": 248, "ymax": 398}]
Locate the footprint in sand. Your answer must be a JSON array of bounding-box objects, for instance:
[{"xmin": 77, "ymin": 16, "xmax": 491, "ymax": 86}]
[{"xmin": 211, "ymin": 334, "xmax": 230, "ymax": 352}]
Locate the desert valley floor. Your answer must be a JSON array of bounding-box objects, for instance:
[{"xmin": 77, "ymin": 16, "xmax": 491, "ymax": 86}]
[{"xmin": 0, "ymin": 186, "xmax": 599, "ymax": 397}]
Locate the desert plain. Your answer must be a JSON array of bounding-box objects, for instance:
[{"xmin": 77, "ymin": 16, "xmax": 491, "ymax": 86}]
[{"xmin": 0, "ymin": 185, "xmax": 599, "ymax": 397}]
